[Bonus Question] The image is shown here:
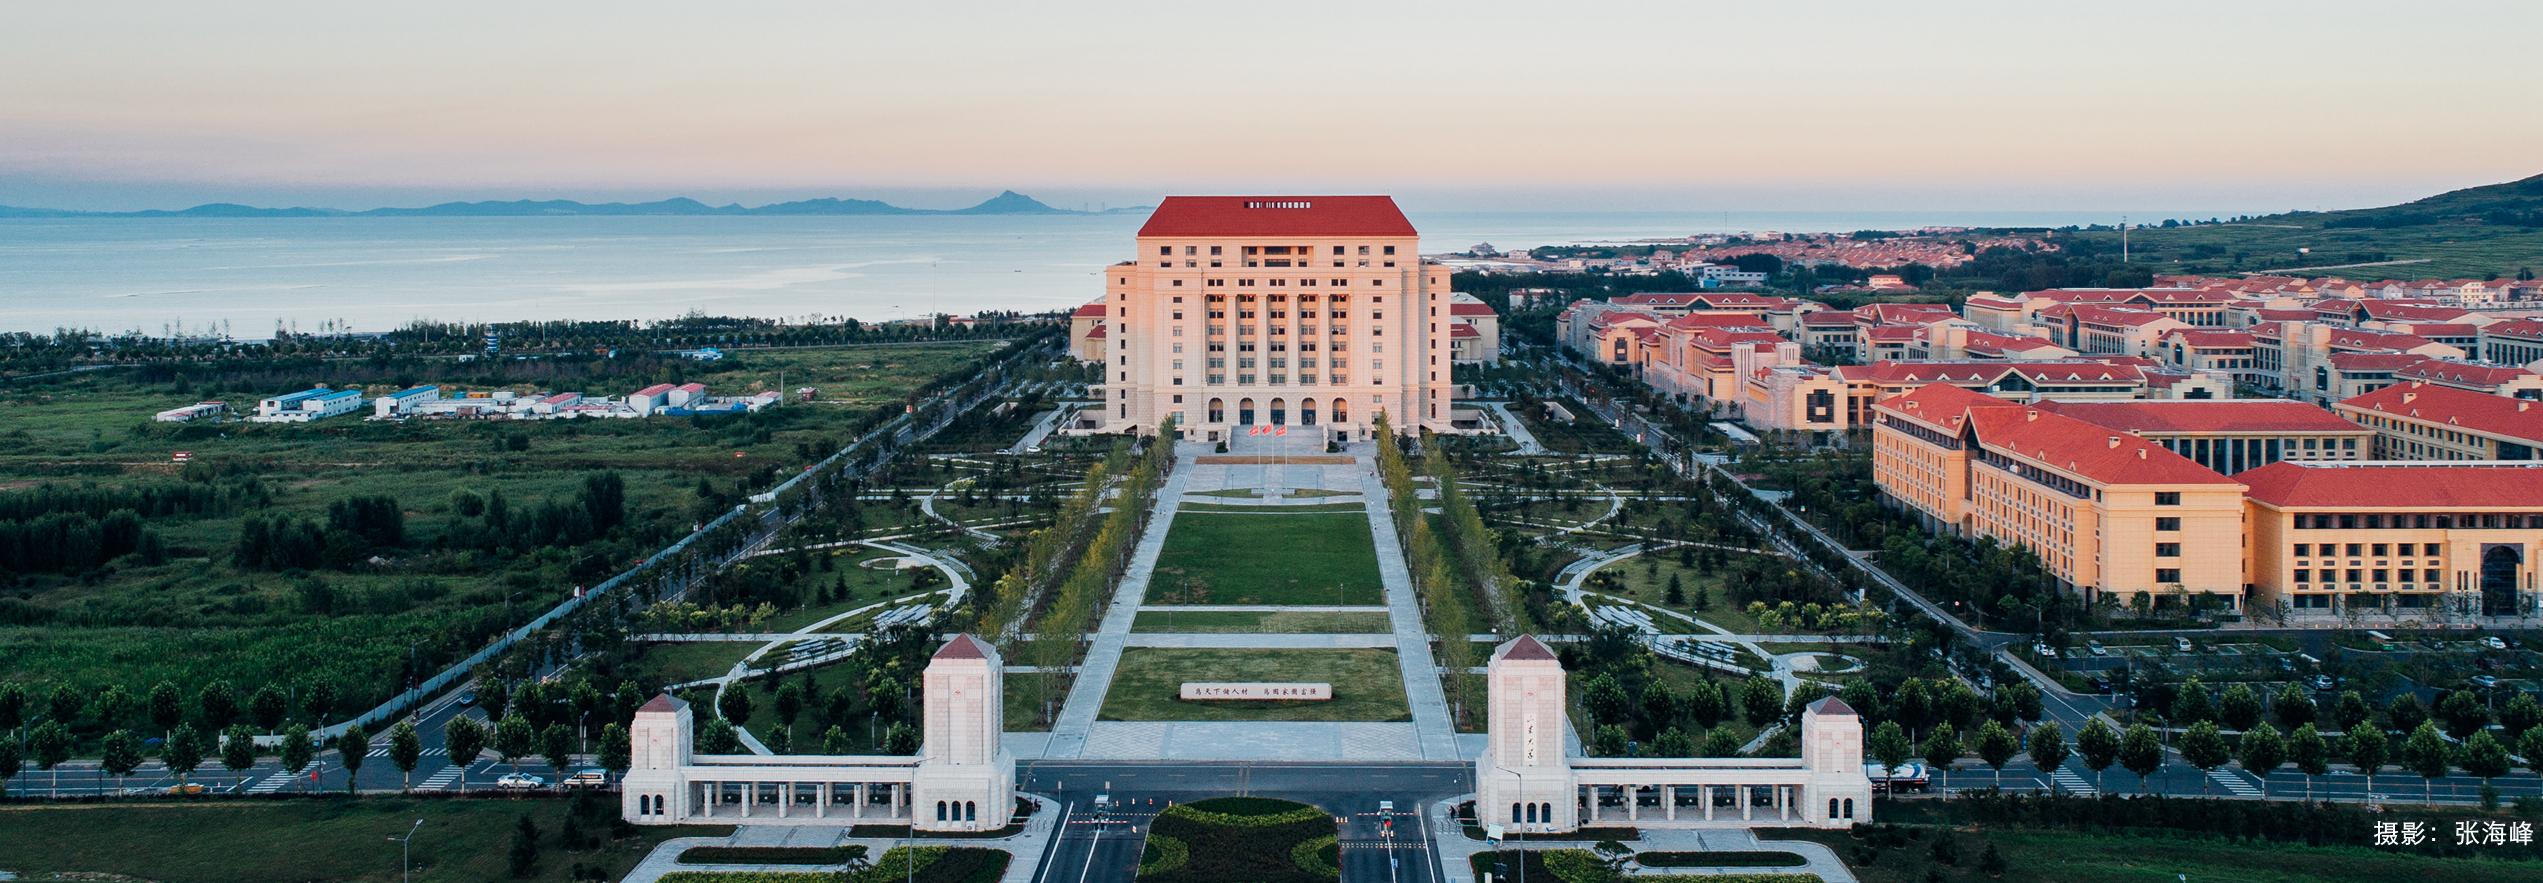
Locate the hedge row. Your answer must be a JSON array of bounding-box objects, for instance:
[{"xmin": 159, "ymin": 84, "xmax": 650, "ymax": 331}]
[
  {"xmin": 679, "ymin": 846, "xmax": 864, "ymax": 865},
  {"xmin": 1140, "ymin": 834, "xmax": 1189, "ymax": 875},
  {"xmin": 1159, "ymin": 801, "xmax": 1327, "ymax": 829},
  {"xmin": 1289, "ymin": 834, "xmax": 1340, "ymax": 879}
]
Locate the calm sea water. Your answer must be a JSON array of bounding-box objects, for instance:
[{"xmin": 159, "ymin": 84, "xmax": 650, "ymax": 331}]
[{"xmin": 0, "ymin": 210, "xmax": 2137, "ymax": 335}]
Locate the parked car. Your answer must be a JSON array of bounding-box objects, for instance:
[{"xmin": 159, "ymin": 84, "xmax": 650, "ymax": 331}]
[
  {"xmin": 2034, "ymin": 643, "xmax": 2059, "ymax": 658},
  {"xmin": 1865, "ymin": 762, "xmax": 1931, "ymax": 792},
  {"xmin": 2472, "ymin": 675, "xmax": 2503, "ymax": 689},
  {"xmin": 496, "ymin": 773, "xmax": 547, "ymax": 791},
  {"xmin": 2087, "ymin": 676, "xmax": 2112, "ymax": 693},
  {"xmin": 2483, "ymin": 636, "xmax": 2509, "ymax": 650},
  {"xmin": 2309, "ymin": 674, "xmax": 2337, "ymax": 692},
  {"xmin": 2087, "ymin": 640, "xmax": 2108, "ymax": 657},
  {"xmin": 2174, "ymin": 637, "xmax": 2194, "ymax": 653},
  {"xmin": 457, "ymin": 691, "xmax": 478, "ymax": 707},
  {"xmin": 561, "ymin": 769, "xmax": 611, "ymax": 790},
  {"xmin": 164, "ymin": 782, "xmax": 209, "ymax": 796}
]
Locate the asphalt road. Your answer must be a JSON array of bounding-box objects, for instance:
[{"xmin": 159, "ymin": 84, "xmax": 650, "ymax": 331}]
[{"xmin": 1018, "ymin": 761, "xmax": 1467, "ymax": 883}]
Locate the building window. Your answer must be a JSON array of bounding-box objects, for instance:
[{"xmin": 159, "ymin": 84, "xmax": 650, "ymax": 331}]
[
  {"xmin": 2154, "ymin": 492, "xmax": 2181, "ymax": 506},
  {"xmin": 2156, "ymin": 543, "xmax": 2180, "ymax": 557},
  {"xmin": 2156, "ymin": 517, "xmax": 2181, "ymax": 531},
  {"xmin": 2155, "ymin": 568, "xmax": 2181, "ymax": 584}
]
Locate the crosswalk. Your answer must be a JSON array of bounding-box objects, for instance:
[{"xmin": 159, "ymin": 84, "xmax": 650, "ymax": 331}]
[
  {"xmin": 2049, "ymin": 767, "xmax": 2098, "ymax": 797},
  {"xmin": 2209, "ymin": 769, "xmax": 2263, "ymax": 798},
  {"xmin": 421, "ymin": 766, "xmax": 465, "ymax": 791},
  {"xmin": 245, "ymin": 772, "xmax": 300, "ymax": 794}
]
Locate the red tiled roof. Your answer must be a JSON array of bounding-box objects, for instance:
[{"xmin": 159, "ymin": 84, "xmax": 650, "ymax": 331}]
[
  {"xmin": 1450, "ymin": 324, "xmax": 1481, "ymax": 338},
  {"xmin": 634, "ymin": 383, "xmax": 676, "ymax": 395},
  {"xmin": 1083, "ymin": 324, "xmax": 1107, "ymax": 339},
  {"xmin": 2037, "ymin": 400, "xmax": 2366, "ymax": 434},
  {"xmin": 1872, "ymin": 382, "xmax": 2017, "ymax": 431},
  {"xmin": 1137, "ymin": 195, "xmax": 1416, "ymax": 237},
  {"xmin": 2238, "ymin": 462, "xmax": 2543, "ymax": 508},
  {"xmin": 1965, "ymin": 406, "xmax": 2240, "ymax": 486},
  {"xmin": 1863, "ymin": 325, "xmax": 1920, "ymax": 342},
  {"xmin": 1663, "ymin": 314, "xmax": 1771, "ymax": 331},
  {"xmin": 1614, "ymin": 293, "xmax": 1706, "ymax": 307},
  {"xmin": 933, "ymin": 634, "xmax": 993, "ymax": 660},
  {"xmin": 2327, "ymin": 352, "xmax": 2428, "ymax": 372},
  {"xmin": 1501, "ymin": 635, "xmax": 1558, "ymax": 661},
  {"xmin": 2326, "ymin": 328, "xmax": 2436, "ymax": 351},
  {"xmin": 1450, "ymin": 302, "xmax": 1497, "ymax": 317},
  {"xmin": 1073, "ymin": 301, "xmax": 1109, "ymax": 318},
  {"xmin": 1800, "ymin": 310, "xmax": 1862, "ymax": 326},
  {"xmin": 2337, "ymin": 382, "xmax": 2543, "ymax": 442},
  {"xmin": 2487, "ymin": 319, "xmax": 2543, "ymax": 341},
  {"xmin": 639, "ymin": 694, "xmax": 688, "ymax": 714},
  {"xmin": 2163, "ymin": 329, "xmax": 2254, "ymax": 348},
  {"xmin": 2398, "ymin": 360, "xmax": 2536, "ymax": 385}
]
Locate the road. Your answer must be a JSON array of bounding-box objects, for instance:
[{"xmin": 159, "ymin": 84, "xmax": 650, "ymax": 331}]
[{"xmin": 1019, "ymin": 761, "xmax": 1467, "ymax": 883}]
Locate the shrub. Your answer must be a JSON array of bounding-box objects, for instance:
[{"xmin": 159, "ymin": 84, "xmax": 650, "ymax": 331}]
[
  {"xmin": 1289, "ymin": 834, "xmax": 1340, "ymax": 878},
  {"xmin": 1141, "ymin": 835, "xmax": 1189, "ymax": 876}
]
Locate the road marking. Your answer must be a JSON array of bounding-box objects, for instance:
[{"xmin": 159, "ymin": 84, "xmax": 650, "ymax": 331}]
[
  {"xmin": 2209, "ymin": 769, "xmax": 2262, "ymax": 798},
  {"xmin": 2050, "ymin": 767, "xmax": 2097, "ymax": 797},
  {"xmin": 245, "ymin": 774, "xmax": 293, "ymax": 794},
  {"xmin": 421, "ymin": 766, "xmax": 464, "ymax": 791}
]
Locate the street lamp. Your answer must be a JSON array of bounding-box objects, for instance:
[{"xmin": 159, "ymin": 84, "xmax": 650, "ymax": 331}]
[{"xmin": 391, "ymin": 818, "xmax": 424, "ymax": 883}]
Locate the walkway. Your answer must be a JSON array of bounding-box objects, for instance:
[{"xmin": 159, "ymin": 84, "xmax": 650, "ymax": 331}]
[
  {"xmin": 618, "ymin": 794, "xmax": 1059, "ymax": 883},
  {"xmin": 1362, "ymin": 461, "xmax": 1464, "ymax": 761},
  {"xmin": 1426, "ymin": 797, "xmax": 1857, "ymax": 883},
  {"xmin": 1042, "ymin": 446, "xmax": 1203, "ymax": 758},
  {"xmin": 1485, "ymin": 401, "xmax": 1546, "ymax": 455}
]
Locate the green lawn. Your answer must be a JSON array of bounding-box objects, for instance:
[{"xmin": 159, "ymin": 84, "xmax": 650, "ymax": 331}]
[
  {"xmin": 1131, "ymin": 610, "xmax": 1392, "ymax": 633},
  {"xmin": 1778, "ymin": 826, "xmax": 2543, "ymax": 883},
  {"xmin": 632, "ymin": 640, "xmax": 763, "ymax": 687},
  {"xmin": 0, "ymin": 796, "xmax": 727, "ymax": 883},
  {"xmin": 1148, "ymin": 512, "xmax": 1382, "ymax": 605},
  {"xmin": 1099, "ymin": 648, "xmax": 1409, "ymax": 722}
]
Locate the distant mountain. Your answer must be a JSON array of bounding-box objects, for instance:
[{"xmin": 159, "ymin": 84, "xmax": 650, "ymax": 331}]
[
  {"xmin": 2060, "ymin": 171, "xmax": 2543, "ymax": 280},
  {"xmin": 0, "ymin": 190, "xmax": 1098, "ymax": 218}
]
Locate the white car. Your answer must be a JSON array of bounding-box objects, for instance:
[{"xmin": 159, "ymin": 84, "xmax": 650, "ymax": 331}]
[
  {"xmin": 2483, "ymin": 636, "xmax": 2509, "ymax": 650},
  {"xmin": 495, "ymin": 773, "xmax": 548, "ymax": 791}
]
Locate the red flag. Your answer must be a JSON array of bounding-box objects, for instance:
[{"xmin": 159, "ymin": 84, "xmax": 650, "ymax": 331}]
[{"xmin": 1277, "ymin": 426, "xmax": 1288, "ymax": 436}]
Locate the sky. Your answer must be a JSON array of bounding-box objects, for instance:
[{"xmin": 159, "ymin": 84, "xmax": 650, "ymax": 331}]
[{"xmin": 4, "ymin": 0, "xmax": 2538, "ymax": 213}]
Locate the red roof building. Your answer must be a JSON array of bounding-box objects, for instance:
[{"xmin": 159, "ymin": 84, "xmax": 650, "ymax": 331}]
[{"xmin": 1135, "ymin": 195, "xmax": 1416, "ymax": 237}]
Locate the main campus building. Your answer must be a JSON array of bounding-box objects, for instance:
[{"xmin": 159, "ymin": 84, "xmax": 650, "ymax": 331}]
[{"xmin": 1074, "ymin": 195, "xmax": 1457, "ymax": 442}]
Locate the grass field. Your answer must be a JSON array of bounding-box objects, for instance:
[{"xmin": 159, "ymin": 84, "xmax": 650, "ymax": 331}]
[
  {"xmin": 1098, "ymin": 648, "xmax": 1408, "ymax": 722},
  {"xmin": 0, "ymin": 342, "xmax": 995, "ymax": 716},
  {"xmin": 1130, "ymin": 610, "xmax": 1391, "ymax": 633},
  {"xmin": 0, "ymin": 796, "xmax": 727, "ymax": 882},
  {"xmin": 1779, "ymin": 827, "xmax": 2543, "ymax": 883},
  {"xmin": 1148, "ymin": 511, "xmax": 1382, "ymax": 605},
  {"xmin": 2066, "ymin": 222, "xmax": 2543, "ymax": 281}
]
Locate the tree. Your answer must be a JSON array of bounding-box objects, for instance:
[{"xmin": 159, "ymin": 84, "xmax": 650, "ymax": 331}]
[
  {"xmin": 2503, "ymin": 693, "xmax": 2543, "ymax": 743},
  {"xmin": 280, "ymin": 723, "xmax": 314, "ymax": 791},
  {"xmin": 1685, "ymin": 681, "xmax": 1728, "ymax": 729},
  {"xmin": 542, "ymin": 723, "xmax": 576, "ymax": 775},
  {"xmin": 496, "ymin": 714, "xmax": 536, "ymax": 771},
  {"xmin": 1583, "ymin": 674, "xmax": 1630, "ymax": 725},
  {"xmin": 147, "ymin": 681, "xmax": 184, "ymax": 741},
  {"xmin": 1592, "ymin": 724, "xmax": 1629, "ymax": 757},
  {"xmin": 221, "ymin": 724, "xmax": 257, "ymax": 788},
  {"xmin": 2219, "ymin": 684, "xmax": 2262, "ymax": 732},
  {"xmin": 822, "ymin": 726, "xmax": 852, "ymax": 755},
  {"xmin": 2347, "ymin": 724, "xmax": 2389, "ymax": 801},
  {"xmin": 249, "ymin": 685, "xmax": 289, "ymax": 732},
  {"xmin": 2289, "ymin": 723, "xmax": 2330, "ymax": 801},
  {"xmin": 30, "ymin": 720, "xmax": 71, "ymax": 797},
  {"xmin": 2333, "ymin": 691, "xmax": 2372, "ymax": 731},
  {"xmin": 96, "ymin": 686, "xmax": 136, "ymax": 730},
  {"xmin": 198, "ymin": 680, "xmax": 240, "ymax": 732},
  {"xmin": 2179, "ymin": 722, "xmax": 2229, "ymax": 793},
  {"xmin": 2028, "ymin": 722, "xmax": 2069, "ymax": 795},
  {"xmin": 1741, "ymin": 676, "xmax": 1782, "ymax": 727},
  {"xmin": 2273, "ymin": 683, "xmax": 2316, "ymax": 728},
  {"xmin": 717, "ymin": 688, "xmax": 752, "ymax": 727},
  {"xmin": 2437, "ymin": 690, "xmax": 2490, "ymax": 740},
  {"xmin": 2400, "ymin": 721, "xmax": 2453, "ymax": 805},
  {"xmin": 2237, "ymin": 723, "xmax": 2285, "ymax": 799},
  {"xmin": 508, "ymin": 813, "xmax": 542, "ymax": 878},
  {"xmin": 1974, "ymin": 720, "xmax": 2019, "ymax": 789},
  {"xmin": 1921, "ymin": 723, "xmax": 1962, "ymax": 775},
  {"xmin": 1641, "ymin": 683, "xmax": 1679, "ymax": 731},
  {"xmin": 598, "ymin": 723, "xmax": 631, "ymax": 778},
  {"xmin": 45, "ymin": 684, "xmax": 82, "ymax": 727},
  {"xmin": 163, "ymin": 722, "xmax": 204, "ymax": 785},
  {"xmin": 881, "ymin": 721, "xmax": 918, "ymax": 755},
  {"xmin": 1665, "ymin": 573, "xmax": 1684, "ymax": 606},
  {"xmin": 100, "ymin": 729, "xmax": 143, "ymax": 793},
  {"xmin": 0, "ymin": 737, "xmax": 18, "ymax": 798},
  {"xmin": 2119, "ymin": 723, "xmax": 2164, "ymax": 792},
  {"xmin": 2386, "ymin": 694, "xmax": 2428, "ymax": 734},
  {"xmin": 1652, "ymin": 728, "xmax": 1695, "ymax": 757},
  {"xmin": 335, "ymin": 723, "xmax": 367, "ymax": 794},
  {"xmin": 0, "ymin": 681, "xmax": 24, "ymax": 735},
  {"xmin": 2076, "ymin": 718, "xmax": 2120, "ymax": 792},
  {"xmin": 388, "ymin": 721, "xmax": 424, "ymax": 790},
  {"xmin": 2171, "ymin": 677, "xmax": 2214, "ymax": 725},
  {"xmin": 445, "ymin": 717, "xmax": 488, "ymax": 793},
  {"xmin": 1701, "ymin": 728, "xmax": 1744, "ymax": 758},
  {"xmin": 697, "ymin": 718, "xmax": 741, "ymax": 754},
  {"xmin": 773, "ymin": 682, "xmax": 806, "ymax": 730},
  {"xmin": 1867, "ymin": 721, "xmax": 1912, "ymax": 790},
  {"xmin": 2463, "ymin": 729, "xmax": 2512, "ymax": 792},
  {"xmin": 477, "ymin": 680, "xmax": 510, "ymax": 722}
]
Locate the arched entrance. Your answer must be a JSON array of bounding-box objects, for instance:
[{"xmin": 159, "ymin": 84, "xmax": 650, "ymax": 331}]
[
  {"xmin": 1237, "ymin": 397, "xmax": 1256, "ymax": 425},
  {"xmin": 1331, "ymin": 397, "xmax": 1349, "ymax": 425},
  {"xmin": 1301, "ymin": 398, "xmax": 1319, "ymax": 425},
  {"xmin": 2483, "ymin": 545, "xmax": 2525, "ymax": 616},
  {"xmin": 1207, "ymin": 398, "xmax": 1225, "ymax": 424},
  {"xmin": 1268, "ymin": 397, "xmax": 1287, "ymax": 426}
]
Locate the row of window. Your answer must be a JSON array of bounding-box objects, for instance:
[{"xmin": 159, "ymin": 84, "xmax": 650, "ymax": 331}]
[
  {"xmin": 2292, "ymin": 513, "xmax": 2543, "ymax": 530},
  {"xmin": 2295, "ymin": 542, "xmax": 2447, "ymax": 558},
  {"xmin": 1159, "ymin": 244, "xmax": 1399, "ymax": 257},
  {"xmin": 2294, "ymin": 568, "xmax": 2444, "ymax": 584}
]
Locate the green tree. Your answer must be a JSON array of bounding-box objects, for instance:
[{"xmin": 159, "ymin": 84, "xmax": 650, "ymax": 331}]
[
  {"xmin": 445, "ymin": 717, "xmax": 488, "ymax": 793},
  {"xmin": 1641, "ymin": 683, "xmax": 1679, "ymax": 730},
  {"xmin": 541, "ymin": 723, "xmax": 575, "ymax": 775},
  {"xmin": 697, "ymin": 718, "xmax": 741, "ymax": 754},
  {"xmin": 2462, "ymin": 729, "xmax": 2512, "ymax": 792},
  {"xmin": 1700, "ymin": 728, "xmax": 1744, "ymax": 758},
  {"xmin": 2347, "ymin": 724, "xmax": 2389, "ymax": 800},
  {"xmin": 2386, "ymin": 694, "xmax": 2428, "ymax": 734},
  {"xmin": 2521, "ymin": 727, "xmax": 2543, "ymax": 783},
  {"xmin": 2075, "ymin": 718, "xmax": 2120, "ymax": 792},
  {"xmin": 2400, "ymin": 721, "xmax": 2453, "ymax": 805},
  {"xmin": 30, "ymin": 720, "xmax": 72, "ymax": 797},
  {"xmin": 162, "ymin": 722, "xmax": 204, "ymax": 785},
  {"xmin": 334, "ymin": 723, "xmax": 367, "ymax": 794},
  {"xmin": 1685, "ymin": 680, "xmax": 1728, "ymax": 729},
  {"xmin": 0, "ymin": 681, "xmax": 25, "ymax": 735},
  {"xmin": 280, "ymin": 723, "xmax": 314, "ymax": 791},
  {"xmin": 221, "ymin": 724, "xmax": 258, "ymax": 788},
  {"xmin": 100, "ymin": 729, "xmax": 143, "ymax": 793},
  {"xmin": 881, "ymin": 721, "xmax": 918, "ymax": 755},
  {"xmin": 1921, "ymin": 722, "xmax": 1961, "ymax": 774},
  {"xmin": 146, "ymin": 680, "xmax": 184, "ymax": 741},
  {"xmin": 508, "ymin": 813, "xmax": 542, "ymax": 878},
  {"xmin": 1974, "ymin": 720, "xmax": 2019, "ymax": 789},
  {"xmin": 388, "ymin": 721, "xmax": 424, "ymax": 790},
  {"xmin": 822, "ymin": 725, "xmax": 851, "ymax": 755},
  {"xmin": 1741, "ymin": 676, "xmax": 1782, "ymax": 727},
  {"xmin": 2179, "ymin": 721, "xmax": 2229, "ymax": 793},
  {"xmin": 2288, "ymin": 723, "xmax": 2330, "ymax": 801},
  {"xmin": 2237, "ymin": 723, "xmax": 2284, "ymax": 799},
  {"xmin": 1583, "ymin": 674, "xmax": 1630, "ymax": 725},
  {"xmin": 1652, "ymin": 728, "xmax": 1695, "ymax": 757},
  {"xmin": 2027, "ymin": 721, "xmax": 2069, "ymax": 795},
  {"xmin": 2333, "ymin": 691, "xmax": 2371, "ymax": 731},
  {"xmin": 598, "ymin": 723, "xmax": 631, "ymax": 777},
  {"xmin": 2171, "ymin": 677, "xmax": 2214, "ymax": 725},
  {"xmin": 45, "ymin": 684, "xmax": 82, "ymax": 727},
  {"xmin": 1592, "ymin": 724, "xmax": 1629, "ymax": 757},
  {"xmin": 2502, "ymin": 693, "xmax": 2543, "ymax": 743},
  {"xmin": 0, "ymin": 737, "xmax": 19, "ymax": 798},
  {"xmin": 2218, "ymin": 684, "xmax": 2262, "ymax": 731},
  {"xmin": 249, "ymin": 685, "xmax": 289, "ymax": 732},
  {"xmin": 2119, "ymin": 723, "xmax": 2164, "ymax": 792},
  {"xmin": 495, "ymin": 714, "xmax": 536, "ymax": 771},
  {"xmin": 773, "ymin": 682, "xmax": 806, "ymax": 730},
  {"xmin": 1866, "ymin": 721, "xmax": 1912, "ymax": 790},
  {"xmin": 96, "ymin": 685, "xmax": 136, "ymax": 730},
  {"xmin": 717, "ymin": 688, "xmax": 752, "ymax": 726},
  {"xmin": 198, "ymin": 680, "xmax": 240, "ymax": 732},
  {"xmin": 2436, "ymin": 690, "xmax": 2490, "ymax": 740},
  {"xmin": 2273, "ymin": 683, "xmax": 2316, "ymax": 728}
]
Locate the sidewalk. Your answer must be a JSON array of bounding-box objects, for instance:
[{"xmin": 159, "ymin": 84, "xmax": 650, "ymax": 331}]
[
  {"xmin": 1043, "ymin": 447, "xmax": 1201, "ymax": 758},
  {"xmin": 1362, "ymin": 461, "xmax": 1464, "ymax": 761},
  {"xmin": 1427, "ymin": 796, "xmax": 1857, "ymax": 883},
  {"xmin": 618, "ymin": 794, "xmax": 1059, "ymax": 883}
]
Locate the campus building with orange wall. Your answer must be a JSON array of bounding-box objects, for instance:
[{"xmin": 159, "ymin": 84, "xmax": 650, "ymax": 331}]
[
  {"xmin": 1084, "ymin": 196, "xmax": 1455, "ymax": 441},
  {"xmin": 2240, "ymin": 462, "xmax": 2543, "ymax": 618}
]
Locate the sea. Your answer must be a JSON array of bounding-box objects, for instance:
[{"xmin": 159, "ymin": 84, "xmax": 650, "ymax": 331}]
[{"xmin": 0, "ymin": 210, "xmax": 2143, "ymax": 336}]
